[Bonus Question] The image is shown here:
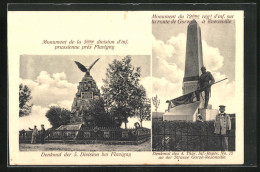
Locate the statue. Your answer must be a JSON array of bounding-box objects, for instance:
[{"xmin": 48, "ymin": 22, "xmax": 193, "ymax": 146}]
[
  {"xmin": 195, "ymin": 66, "xmax": 215, "ymax": 109},
  {"xmin": 74, "ymin": 58, "xmax": 100, "ymax": 76}
]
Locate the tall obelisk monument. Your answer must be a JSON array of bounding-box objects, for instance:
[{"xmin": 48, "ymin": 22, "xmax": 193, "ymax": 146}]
[
  {"xmin": 182, "ymin": 20, "xmax": 203, "ymax": 95},
  {"xmin": 163, "ymin": 20, "xmax": 218, "ymax": 122}
]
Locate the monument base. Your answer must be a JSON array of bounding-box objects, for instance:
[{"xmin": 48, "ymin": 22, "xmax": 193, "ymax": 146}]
[
  {"xmin": 56, "ymin": 123, "xmax": 83, "ymax": 130},
  {"xmin": 199, "ymin": 108, "xmax": 218, "ymax": 121},
  {"xmin": 163, "ymin": 101, "xmax": 218, "ymax": 122},
  {"xmin": 163, "ymin": 101, "xmax": 201, "ymax": 122}
]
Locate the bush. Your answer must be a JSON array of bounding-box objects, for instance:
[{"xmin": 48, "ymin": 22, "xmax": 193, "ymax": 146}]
[
  {"xmin": 152, "ymin": 120, "xmax": 235, "ymax": 151},
  {"xmin": 45, "ymin": 106, "xmax": 71, "ymax": 129}
]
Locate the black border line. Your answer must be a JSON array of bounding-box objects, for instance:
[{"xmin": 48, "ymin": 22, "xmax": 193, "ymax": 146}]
[{"xmin": 1, "ymin": 2, "xmax": 257, "ymax": 169}]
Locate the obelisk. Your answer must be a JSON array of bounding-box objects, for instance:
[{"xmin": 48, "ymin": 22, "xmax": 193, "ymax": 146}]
[
  {"xmin": 182, "ymin": 20, "xmax": 203, "ymax": 95},
  {"xmin": 163, "ymin": 20, "xmax": 218, "ymax": 121}
]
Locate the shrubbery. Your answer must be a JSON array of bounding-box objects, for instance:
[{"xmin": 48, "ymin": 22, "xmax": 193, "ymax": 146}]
[{"xmin": 152, "ymin": 120, "xmax": 235, "ymax": 151}]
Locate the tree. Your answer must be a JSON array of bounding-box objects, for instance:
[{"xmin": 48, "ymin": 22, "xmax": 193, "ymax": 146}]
[
  {"xmin": 19, "ymin": 84, "xmax": 33, "ymax": 117},
  {"xmin": 135, "ymin": 98, "xmax": 151, "ymax": 127},
  {"xmin": 131, "ymin": 85, "xmax": 151, "ymax": 127},
  {"xmin": 45, "ymin": 106, "xmax": 71, "ymax": 129},
  {"xmin": 152, "ymin": 94, "xmax": 160, "ymax": 117},
  {"xmin": 82, "ymin": 98, "xmax": 114, "ymax": 127},
  {"xmin": 102, "ymin": 56, "xmax": 146, "ymax": 129}
]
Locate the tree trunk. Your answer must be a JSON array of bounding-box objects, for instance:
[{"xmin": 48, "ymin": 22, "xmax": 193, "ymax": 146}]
[
  {"xmin": 124, "ymin": 116, "xmax": 127, "ymax": 129},
  {"xmin": 140, "ymin": 119, "xmax": 143, "ymax": 128},
  {"xmin": 124, "ymin": 121, "xmax": 127, "ymax": 129}
]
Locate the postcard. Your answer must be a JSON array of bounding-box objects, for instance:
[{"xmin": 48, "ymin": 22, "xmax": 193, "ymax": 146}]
[{"xmin": 8, "ymin": 9, "xmax": 244, "ymax": 165}]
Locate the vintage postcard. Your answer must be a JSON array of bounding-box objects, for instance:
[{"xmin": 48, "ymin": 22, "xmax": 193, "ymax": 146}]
[{"xmin": 8, "ymin": 9, "xmax": 244, "ymax": 165}]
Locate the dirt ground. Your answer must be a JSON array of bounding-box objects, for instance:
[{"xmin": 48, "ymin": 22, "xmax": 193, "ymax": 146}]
[{"xmin": 19, "ymin": 139, "xmax": 151, "ymax": 151}]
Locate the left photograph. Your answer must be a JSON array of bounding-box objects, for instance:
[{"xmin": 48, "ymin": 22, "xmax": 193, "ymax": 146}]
[{"xmin": 19, "ymin": 55, "xmax": 151, "ymax": 151}]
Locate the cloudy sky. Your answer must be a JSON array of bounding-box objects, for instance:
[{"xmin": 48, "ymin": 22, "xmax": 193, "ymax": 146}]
[
  {"xmin": 152, "ymin": 20, "xmax": 236, "ymax": 113},
  {"xmin": 18, "ymin": 14, "xmax": 238, "ymax": 129},
  {"xmin": 19, "ymin": 55, "xmax": 151, "ymax": 129}
]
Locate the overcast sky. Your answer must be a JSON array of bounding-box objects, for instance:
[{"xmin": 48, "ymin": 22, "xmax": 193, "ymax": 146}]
[
  {"xmin": 18, "ymin": 15, "xmax": 238, "ymax": 129},
  {"xmin": 152, "ymin": 20, "xmax": 236, "ymax": 113},
  {"xmin": 19, "ymin": 55, "xmax": 151, "ymax": 129}
]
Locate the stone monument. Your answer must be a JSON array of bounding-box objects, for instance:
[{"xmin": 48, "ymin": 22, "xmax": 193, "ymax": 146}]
[
  {"xmin": 56, "ymin": 59, "xmax": 101, "ymax": 133},
  {"xmin": 183, "ymin": 20, "xmax": 203, "ymax": 95},
  {"xmin": 163, "ymin": 20, "xmax": 218, "ymax": 122},
  {"xmin": 70, "ymin": 59, "xmax": 101, "ymax": 125}
]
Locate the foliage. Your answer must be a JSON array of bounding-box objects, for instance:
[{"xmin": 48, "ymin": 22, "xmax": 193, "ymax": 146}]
[
  {"xmin": 82, "ymin": 98, "xmax": 116, "ymax": 127},
  {"xmin": 45, "ymin": 106, "xmax": 71, "ymax": 129},
  {"xmin": 135, "ymin": 97, "xmax": 151, "ymax": 127},
  {"xmin": 134, "ymin": 122, "xmax": 140, "ymax": 128},
  {"xmin": 152, "ymin": 94, "xmax": 160, "ymax": 112},
  {"xmin": 152, "ymin": 120, "xmax": 235, "ymax": 151},
  {"xmin": 19, "ymin": 84, "xmax": 33, "ymax": 117},
  {"xmin": 102, "ymin": 55, "xmax": 147, "ymax": 129}
]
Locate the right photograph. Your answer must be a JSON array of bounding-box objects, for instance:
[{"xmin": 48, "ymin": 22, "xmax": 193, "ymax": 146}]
[{"xmin": 152, "ymin": 14, "xmax": 236, "ymax": 151}]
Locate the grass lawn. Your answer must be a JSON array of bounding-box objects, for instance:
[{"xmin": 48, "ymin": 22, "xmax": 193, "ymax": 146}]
[{"xmin": 19, "ymin": 139, "xmax": 151, "ymax": 151}]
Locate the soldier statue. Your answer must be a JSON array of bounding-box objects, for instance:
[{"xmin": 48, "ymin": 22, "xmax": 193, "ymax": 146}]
[{"xmin": 196, "ymin": 66, "xmax": 215, "ymax": 109}]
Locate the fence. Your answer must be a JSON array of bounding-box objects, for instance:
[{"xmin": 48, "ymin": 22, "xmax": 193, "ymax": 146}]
[
  {"xmin": 152, "ymin": 120, "xmax": 235, "ymax": 151},
  {"xmin": 19, "ymin": 127, "xmax": 150, "ymax": 143}
]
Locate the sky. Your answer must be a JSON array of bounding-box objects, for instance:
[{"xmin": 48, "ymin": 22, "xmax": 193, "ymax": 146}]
[
  {"xmin": 19, "ymin": 55, "xmax": 151, "ymax": 130},
  {"xmin": 152, "ymin": 19, "xmax": 236, "ymax": 113},
  {"xmin": 18, "ymin": 13, "xmax": 238, "ymax": 129}
]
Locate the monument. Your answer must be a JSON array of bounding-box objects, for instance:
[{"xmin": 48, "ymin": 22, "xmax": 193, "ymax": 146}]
[
  {"xmin": 163, "ymin": 20, "xmax": 218, "ymax": 122},
  {"xmin": 70, "ymin": 58, "xmax": 101, "ymax": 125},
  {"xmin": 56, "ymin": 58, "xmax": 101, "ymax": 131},
  {"xmin": 183, "ymin": 20, "xmax": 203, "ymax": 95}
]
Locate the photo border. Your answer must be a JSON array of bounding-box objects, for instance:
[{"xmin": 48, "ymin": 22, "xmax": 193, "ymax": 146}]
[{"xmin": 2, "ymin": 2, "xmax": 257, "ymax": 168}]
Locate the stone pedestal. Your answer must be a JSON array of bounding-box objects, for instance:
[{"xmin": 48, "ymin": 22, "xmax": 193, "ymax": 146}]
[
  {"xmin": 200, "ymin": 108, "xmax": 218, "ymax": 121},
  {"xmin": 163, "ymin": 101, "xmax": 201, "ymax": 122},
  {"xmin": 163, "ymin": 102, "xmax": 217, "ymax": 122}
]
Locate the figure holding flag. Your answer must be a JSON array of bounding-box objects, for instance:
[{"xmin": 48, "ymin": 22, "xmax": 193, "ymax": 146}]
[
  {"xmin": 166, "ymin": 72, "xmax": 226, "ymax": 111},
  {"xmin": 195, "ymin": 66, "xmax": 215, "ymax": 109}
]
